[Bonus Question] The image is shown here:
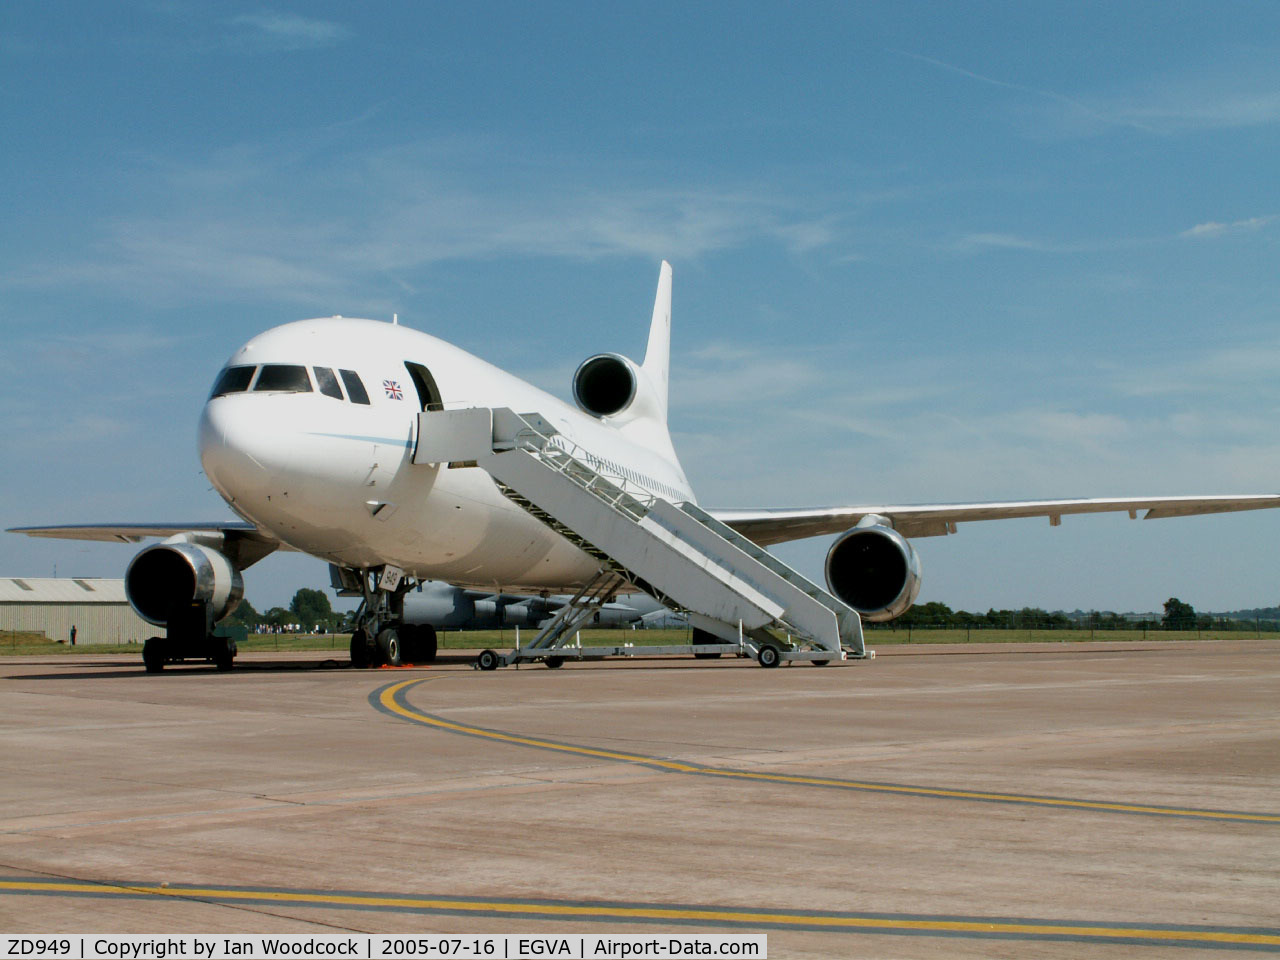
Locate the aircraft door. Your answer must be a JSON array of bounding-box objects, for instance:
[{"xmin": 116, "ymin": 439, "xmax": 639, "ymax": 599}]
[
  {"xmin": 404, "ymin": 362, "xmax": 443, "ymax": 412},
  {"xmin": 405, "ymin": 361, "xmax": 444, "ymax": 465}
]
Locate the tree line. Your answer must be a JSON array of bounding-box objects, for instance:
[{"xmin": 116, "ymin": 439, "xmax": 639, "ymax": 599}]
[
  {"xmin": 223, "ymin": 588, "xmax": 1280, "ymax": 634},
  {"xmin": 872, "ymin": 598, "xmax": 1280, "ymax": 632},
  {"xmin": 224, "ymin": 588, "xmax": 352, "ymax": 632}
]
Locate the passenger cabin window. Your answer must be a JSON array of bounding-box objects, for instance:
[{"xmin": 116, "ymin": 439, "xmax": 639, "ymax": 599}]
[
  {"xmin": 253, "ymin": 364, "xmax": 312, "ymax": 393},
  {"xmin": 313, "ymin": 366, "xmax": 344, "ymax": 400},
  {"xmin": 339, "ymin": 369, "xmax": 370, "ymax": 404},
  {"xmin": 210, "ymin": 365, "xmax": 256, "ymax": 398}
]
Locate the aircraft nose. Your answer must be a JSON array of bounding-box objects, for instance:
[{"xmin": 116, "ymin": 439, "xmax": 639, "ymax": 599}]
[{"xmin": 199, "ymin": 398, "xmax": 272, "ymax": 502}]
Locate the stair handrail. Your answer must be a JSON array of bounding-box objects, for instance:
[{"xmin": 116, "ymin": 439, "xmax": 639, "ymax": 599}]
[{"xmin": 503, "ymin": 417, "xmax": 662, "ymax": 521}]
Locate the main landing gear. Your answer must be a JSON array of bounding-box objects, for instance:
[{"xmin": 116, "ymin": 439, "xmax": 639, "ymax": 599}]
[{"xmin": 342, "ymin": 565, "xmax": 438, "ymax": 668}]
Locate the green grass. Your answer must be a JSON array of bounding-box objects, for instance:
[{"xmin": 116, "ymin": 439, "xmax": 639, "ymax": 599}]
[
  {"xmin": 0, "ymin": 632, "xmax": 143, "ymax": 655},
  {"xmin": 238, "ymin": 633, "xmax": 352, "ymax": 653},
  {"xmin": 862, "ymin": 627, "xmax": 1280, "ymax": 644}
]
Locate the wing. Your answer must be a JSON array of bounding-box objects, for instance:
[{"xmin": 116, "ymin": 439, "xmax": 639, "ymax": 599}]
[
  {"xmin": 711, "ymin": 495, "xmax": 1280, "ymax": 546},
  {"xmin": 6, "ymin": 522, "xmax": 289, "ymax": 569},
  {"xmin": 466, "ymin": 589, "xmax": 568, "ymax": 610}
]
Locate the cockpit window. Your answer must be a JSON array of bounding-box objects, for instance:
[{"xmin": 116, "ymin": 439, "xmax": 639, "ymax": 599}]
[
  {"xmin": 313, "ymin": 366, "xmax": 343, "ymax": 400},
  {"xmin": 253, "ymin": 364, "xmax": 312, "ymax": 393},
  {"xmin": 210, "ymin": 365, "xmax": 256, "ymax": 398},
  {"xmin": 339, "ymin": 369, "xmax": 370, "ymax": 405}
]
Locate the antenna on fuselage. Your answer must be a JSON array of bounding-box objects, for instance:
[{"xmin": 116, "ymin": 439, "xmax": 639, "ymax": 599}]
[{"xmin": 392, "ymin": 313, "xmax": 399, "ymax": 325}]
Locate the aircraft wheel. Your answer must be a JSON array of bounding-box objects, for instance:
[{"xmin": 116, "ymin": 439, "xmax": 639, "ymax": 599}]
[
  {"xmin": 142, "ymin": 637, "xmax": 165, "ymax": 673},
  {"xmin": 213, "ymin": 636, "xmax": 235, "ymax": 671},
  {"xmin": 350, "ymin": 629, "xmax": 371, "ymax": 668},
  {"xmin": 477, "ymin": 649, "xmax": 500, "ymax": 671},
  {"xmin": 757, "ymin": 645, "xmax": 781, "ymax": 668},
  {"xmin": 544, "ymin": 656, "xmax": 564, "ymax": 669},
  {"xmin": 396, "ymin": 624, "xmax": 437, "ymax": 664},
  {"xmin": 397, "ymin": 624, "xmax": 419, "ymax": 663},
  {"xmin": 377, "ymin": 627, "xmax": 403, "ymax": 667}
]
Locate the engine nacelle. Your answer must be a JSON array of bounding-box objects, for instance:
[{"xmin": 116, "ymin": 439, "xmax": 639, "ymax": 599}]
[
  {"xmin": 125, "ymin": 542, "xmax": 244, "ymax": 627},
  {"xmin": 824, "ymin": 521, "xmax": 922, "ymax": 622},
  {"xmin": 572, "ymin": 353, "xmax": 639, "ymax": 418}
]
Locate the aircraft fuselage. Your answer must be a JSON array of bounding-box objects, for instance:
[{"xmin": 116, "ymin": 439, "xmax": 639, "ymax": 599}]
[{"xmin": 199, "ymin": 317, "xmax": 694, "ymax": 591}]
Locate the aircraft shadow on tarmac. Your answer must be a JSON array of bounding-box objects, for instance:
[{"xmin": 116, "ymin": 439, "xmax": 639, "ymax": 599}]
[
  {"xmin": 2, "ymin": 651, "xmax": 765, "ymax": 681},
  {"xmin": 1, "ymin": 656, "xmax": 462, "ymax": 680},
  {"xmin": 3, "ymin": 644, "xmax": 1185, "ymax": 681}
]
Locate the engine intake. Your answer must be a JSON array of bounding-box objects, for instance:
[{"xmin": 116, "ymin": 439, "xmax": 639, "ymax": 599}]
[
  {"xmin": 824, "ymin": 522, "xmax": 922, "ymax": 622},
  {"xmin": 573, "ymin": 354, "xmax": 638, "ymax": 418},
  {"xmin": 125, "ymin": 542, "xmax": 244, "ymax": 626}
]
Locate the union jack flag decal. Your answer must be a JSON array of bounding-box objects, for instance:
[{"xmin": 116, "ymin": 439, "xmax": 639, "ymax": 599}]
[{"xmin": 383, "ymin": 380, "xmax": 403, "ymax": 400}]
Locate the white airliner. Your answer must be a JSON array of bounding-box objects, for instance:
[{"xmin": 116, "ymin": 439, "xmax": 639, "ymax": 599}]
[{"xmin": 11, "ymin": 262, "xmax": 1280, "ymax": 671}]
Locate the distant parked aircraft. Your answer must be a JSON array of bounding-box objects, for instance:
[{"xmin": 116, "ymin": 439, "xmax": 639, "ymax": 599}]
[{"xmin": 380, "ymin": 580, "xmax": 653, "ymax": 661}]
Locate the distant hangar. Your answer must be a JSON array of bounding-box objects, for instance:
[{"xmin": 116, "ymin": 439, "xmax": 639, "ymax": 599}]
[{"xmin": 0, "ymin": 578, "xmax": 153, "ymax": 644}]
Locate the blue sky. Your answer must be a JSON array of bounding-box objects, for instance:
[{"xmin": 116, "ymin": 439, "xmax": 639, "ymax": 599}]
[{"xmin": 3, "ymin": 1, "xmax": 1280, "ymax": 614}]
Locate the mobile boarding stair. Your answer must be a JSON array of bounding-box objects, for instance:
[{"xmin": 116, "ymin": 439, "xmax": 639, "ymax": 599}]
[{"xmin": 414, "ymin": 407, "xmax": 871, "ymax": 669}]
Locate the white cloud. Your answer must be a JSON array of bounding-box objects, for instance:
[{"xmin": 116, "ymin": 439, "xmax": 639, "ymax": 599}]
[
  {"xmin": 1116, "ymin": 88, "xmax": 1280, "ymax": 133},
  {"xmin": 1, "ymin": 145, "xmax": 844, "ymax": 307},
  {"xmin": 1067, "ymin": 52, "xmax": 1280, "ymax": 136},
  {"xmin": 226, "ymin": 11, "xmax": 349, "ymax": 52},
  {"xmin": 953, "ymin": 232, "xmax": 1049, "ymax": 254},
  {"xmin": 949, "ymin": 231, "xmax": 1152, "ymax": 256},
  {"xmin": 1180, "ymin": 215, "xmax": 1277, "ymax": 240},
  {"xmin": 663, "ymin": 329, "xmax": 1280, "ymax": 522},
  {"xmin": 894, "ymin": 51, "xmax": 1141, "ymax": 136},
  {"xmin": 1111, "ymin": 338, "xmax": 1280, "ymax": 399},
  {"xmin": 900, "ymin": 48, "xmax": 1280, "ymax": 139}
]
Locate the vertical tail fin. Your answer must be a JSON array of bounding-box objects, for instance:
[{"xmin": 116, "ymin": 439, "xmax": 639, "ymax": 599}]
[{"xmin": 641, "ymin": 260, "xmax": 672, "ymax": 419}]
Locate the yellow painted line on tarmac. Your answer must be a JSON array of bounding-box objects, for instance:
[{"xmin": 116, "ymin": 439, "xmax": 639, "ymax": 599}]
[
  {"xmin": 2, "ymin": 879, "xmax": 1279, "ymax": 948},
  {"xmin": 375, "ymin": 677, "xmax": 1280, "ymax": 824}
]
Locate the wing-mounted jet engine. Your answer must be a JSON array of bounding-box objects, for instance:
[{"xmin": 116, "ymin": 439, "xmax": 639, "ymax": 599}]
[
  {"xmin": 823, "ymin": 516, "xmax": 922, "ymax": 622},
  {"xmin": 125, "ymin": 536, "xmax": 246, "ymax": 672}
]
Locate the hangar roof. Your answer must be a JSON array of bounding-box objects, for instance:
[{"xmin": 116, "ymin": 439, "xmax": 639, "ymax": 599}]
[{"xmin": 0, "ymin": 578, "xmax": 128, "ymax": 603}]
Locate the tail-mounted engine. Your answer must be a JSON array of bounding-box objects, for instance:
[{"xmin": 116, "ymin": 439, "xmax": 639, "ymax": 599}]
[
  {"xmin": 573, "ymin": 353, "xmax": 639, "ymax": 418},
  {"xmin": 824, "ymin": 518, "xmax": 922, "ymax": 622},
  {"xmin": 125, "ymin": 541, "xmax": 244, "ymax": 627},
  {"xmin": 571, "ymin": 352, "xmax": 668, "ymax": 425}
]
